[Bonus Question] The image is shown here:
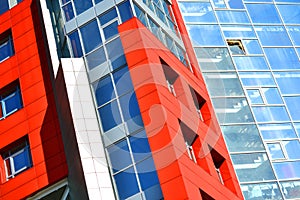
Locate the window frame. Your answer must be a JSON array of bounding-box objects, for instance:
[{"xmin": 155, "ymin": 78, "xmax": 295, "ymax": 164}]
[{"xmin": 0, "ymin": 30, "xmax": 14, "ymax": 63}]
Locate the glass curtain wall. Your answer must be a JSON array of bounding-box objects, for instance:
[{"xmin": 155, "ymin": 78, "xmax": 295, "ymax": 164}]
[{"xmin": 178, "ymin": 0, "xmax": 300, "ymax": 199}]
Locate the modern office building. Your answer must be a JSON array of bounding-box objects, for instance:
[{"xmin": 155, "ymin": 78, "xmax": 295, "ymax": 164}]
[
  {"xmin": 178, "ymin": 0, "xmax": 300, "ymax": 199},
  {"xmin": 0, "ymin": 0, "xmax": 243, "ymax": 199}
]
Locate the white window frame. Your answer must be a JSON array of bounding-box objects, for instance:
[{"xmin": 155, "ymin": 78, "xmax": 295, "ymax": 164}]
[{"xmin": 0, "ymin": 86, "xmax": 21, "ymax": 120}]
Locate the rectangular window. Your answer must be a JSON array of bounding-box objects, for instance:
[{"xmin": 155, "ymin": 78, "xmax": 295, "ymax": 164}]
[
  {"xmin": 1, "ymin": 137, "xmax": 32, "ymax": 179},
  {"xmin": 0, "ymin": 0, "xmax": 22, "ymax": 15},
  {"xmin": 0, "ymin": 80, "xmax": 23, "ymax": 119},
  {"xmin": 190, "ymin": 87, "xmax": 206, "ymax": 122},
  {"xmin": 180, "ymin": 121, "xmax": 199, "ymax": 163},
  {"xmin": 162, "ymin": 59, "xmax": 179, "ymax": 97},
  {"xmin": 0, "ymin": 30, "xmax": 14, "ymax": 62},
  {"xmin": 210, "ymin": 148, "xmax": 225, "ymax": 184}
]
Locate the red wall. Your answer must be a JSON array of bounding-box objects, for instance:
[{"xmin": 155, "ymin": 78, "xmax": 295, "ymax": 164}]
[
  {"xmin": 0, "ymin": 1, "xmax": 67, "ymax": 199},
  {"xmin": 119, "ymin": 18, "xmax": 243, "ymax": 200}
]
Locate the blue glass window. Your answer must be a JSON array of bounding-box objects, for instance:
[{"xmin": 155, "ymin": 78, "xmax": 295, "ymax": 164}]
[
  {"xmin": 246, "ymin": 89, "xmax": 263, "ymax": 104},
  {"xmin": 0, "ymin": 32, "xmax": 14, "ymax": 62},
  {"xmin": 114, "ymin": 167, "xmax": 139, "ymax": 200},
  {"xmin": 284, "ymin": 96, "xmax": 300, "ymax": 121},
  {"xmin": 106, "ymin": 38, "xmax": 126, "ymax": 70},
  {"xmin": 212, "ymin": 0, "xmax": 226, "ymax": 8},
  {"xmin": 113, "ymin": 67, "xmax": 133, "ymax": 96},
  {"xmin": 222, "ymin": 25, "xmax": 256, "ymax": 38},
  {"xmin": 85, "ymin": 47, "xmax": 106, "ymax": 70},
  {"xmin": 246, "ymin": 4, "xmax": 281, "ymax": 24},
  {"xmin": 0, "ymin": 1, "xmax": 9, "ymax": 15},
  {"xmin": 2, "ymin": 138, "xmax": 32, "ymax": 179},
  {"xmin": 258, "ymin": 123, "xmax": 297, "ymax": 140},
  {"xmin": 286, "ymin": 26, "xmax": 300, "ymax": 46},
  {"xmin": 255, "ymin": 26, "xmax": 292, "ymax": 46},
  {"xmin": 80, "ymin": 20, "xmax": 102, "ymax": 54},
  {"xmin": 241, "ymin": 182, "xmax": 283, "ymax": 200},
  {"xmin": 93, "ymin": 75, "xmax": 115, "ymax": 106},
  {"xmin": 0, "ymin": 82, "xmax": 23, "ymax": 119},
  {"xmin": 280, "ymin": 181, "xmax": 300, "ymax": 200},
  {"xmin": 136, "ymin": 157, "xmax": 160, "ymax": 190},
  {"xmin": 242, "ymin": 40, "xmax": 262, "ymax": 54},
  {"xmin": 274, "ymin": 72, "xmax": 300, "ymax": 95},
  {"xmin": 262, "ymin": 88, "xmax": 283, "ymax": 104},
  {"xmin": 118, "ymin": 1, "xmax": 133, "ymax": 23},
  {"xmin": 107, "ymin": 140, "xmax": 132, "ymax": 172},
  {"xmin": 98, "ymin": 100, "xmax": 122, "ymax": 132},
  {"xmin": 216, "ymin": 11, "xmax": 249, "ymax": 24},
  {"xmin": 129, "ymin": 130, "xmax": 151, "ymax": 163},
  {"xmin": 68, "ymin": 31, "xmax": 83, "ymax": 57},
  {"xmin": 283, "ymin": 140, "xmax": 300, "ymax": 160},
  {"xmin": 265, "ymin": 48, "xmax": 300, "ymax": 70},
  {"xmin": 103, "ymin": 21, "xmax": 119, "ymax": 40},
  {"xmin": 73, "ymin": 0, "xmax": 93, "ymax": 15},
  {"xmin": 62, "ymin": 3, "xmax": 74, "ymax": 22},
  {"xmin": 233, "ymin": 56, "xmax": 269, "ymax": 71},
  {"xmin": 274, "ymin": 161, "xmax": 300, "ymax": 179},
  {"xmin": 187, "ymin": 25, "xmax": 225, "ymax": 46},
  {"xmin": 252, "ymin": 106, "xmax": 290, "ymax": 122},
  {"xmin": 179, "ymin": 2, "xmax": 216, "ymax": 23},
  {"xmin": 227, "ymin": 0, "xmax": 244, "ymax": 9},
  {"xmin": 119, "ymin": 93, "xmax": 140, "ymax": 122},
  {"xmin": 277, "ymin": 5, "xmax": 300, "ymax": 24},
  {"xmin": 99, "ymin": 9, "xmax": 118, "ymax": 25},
  {"xmin": 267, "ymin": 143, "xmax": 285, "ymax": 160},
  {"xmin": 239, "ymin": 72, "xmax": 276, "ymax": 86}
]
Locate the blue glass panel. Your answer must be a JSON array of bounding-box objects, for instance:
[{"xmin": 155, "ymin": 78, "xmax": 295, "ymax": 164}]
[
  {"xmin": 73, "ymin": 0, "xmax": 93, "ymax": 15},
  {"xmin": 106, "ymin": 38, "xmax": 126, "ymax": 70},
  {"xmin": 187, "ymin": 25, "xmax": 225, "ymax": 46},
  {"xmin": 239, "ymin": 72, "xmax": 276, "ymax": 86},
  {"xmin": 107, "ymin": 140, "xmax": 132, "ymax": 172},
  {"xmin": 283, "ymin": 140, "xmax": 300, "ymax": 159},
  {"xmin": 99, "ymin": 8, "xmax": 118, "ymax": 25},
  {"xmin": 103, "ymin": 21, "xmax": 119, "ymax": 40},
  {"xmin": 246, "ymin": 89, "xmax": 263, "ymax": 104},
  {"xmin": 252, "ymin": 106, "xmax": 290, "ymax": 122},
  {"xmin": 0, "ymin": 1, "xmax": 9, "ymax": 15},
  {"xmin": 216, "ymin": 11, "xmax": 249, "ymax": 24},
  {"xmin": 244, "ymin": 0, "xmax": 272, "ymax": 1},
  {"xmin": 179, "ymin": 2, "xmax": 216, "ymax": 23},
  {"xmin": 80, "ymin": 20, "xmax": 102, "ymax": 53},
  {"xmin": 0, "ymin": 36, "xmax": 14, "ymax": 62},
  {"xmin": 258, "ymin": 123, "xmax": 297, "ymax": 140},
  {"xmin": 119, "ymin": 92, "xmax": 140, "ymax": 121},
  {"xmin": 274, "ymin": 72, "xmax": 300, "ymax": 95},
  {"xmin": 241, "ymin": 182, "xmax": 283, "ymax": 200},
  {"xmin": 246, "ymin": 4, "xmax": 281, "ymax": 24},
  {"xmin": 267, "ymin": 143, "xmax": 285, "ymax": 160},
  {"xmin": 113, "ymin": 67, "xmax": 133, "ymax": 96},
  {"xmin": 93, "ymin": 75, "xmax": 115, "ymax": 106},
  {"xmin": 68, "ymin": 31, "xmax": 83, "ymax": 57},
  {"xmin": 243, "ymin": 40, "xmax": 263, "ymax": 54},
  {"xmin": 136, "ymin": 157, "xmax": 160, "ymax": 190},
  {"xmin": 86, "ymin": 47, "xmax": 106, "ymax": 70},
  {"xmin": 13, "ymin": 147, "xmax": 31, "ymax": 172},
  {"xmin": 255, "ymin": 26, "xmax": 292, "ymax": 46},
  {"xmin": 222, "ymin": 25, "xmax": 256, "ymax": 38},
  {"xmin": 262, "ymin": 88, "xmax": 283, "ymax": 104},
  {"xmin": 62, "ymin": 3, "xmax": 74, "ymax": 22},
  {"xmin": 228, "ymin": 0, "xmax": 244, "ymax": 9},
  {"xmin": 114, "ymin": 167, "xmax": 139, "ymax": 200},
  {"xmin": 231, "ymin": 153, "xmax": 276, "ymax": 182},
  {"xmin": 265, "ymin": 48, "xmax": 300, "ymax": 70},
  {"xmin": 118, "ymin": 1, "xmax": 134, "ymax": 23},
  {"xmin": 284, "ymin": 96, "xmax": 300, "ymax": 121},
  {"xmin": 274, "ymin": 161, "xmax": 300, "ymax": 179},
  {"xmin": 95, "ymin": 0, "xmax": 104, "ymax": 4},
  {"xmin": 233, "ymin": 56, "xmax": 269, "ymax": 70},
  {"xmin": 280, "ymin": 181, "xmax": 300, "ymax": 200},
  {"xmin": 212, "ymin": 0, "xmax": 226, "ymax": 8},
  {"xmin": 277, "ymin": 5, "xmax": 300, "ymax": 24},
  {"xmin": 98, "ymin": 100, "xmax": 122, "ymax": 132},
  {"xmin": 129, "ymin": 130, "xmax": 151, "ymax": 162},
  {"xmin": 286, "ymin": 26, "xmax": 300, "ymax": 46},
  {"xmin": 4, "ymin": 90, "xmax": 22, "ymax": 115},
  {"xmin": 275, "ymin": 0, "xmax": 300, "ymax": 2}
]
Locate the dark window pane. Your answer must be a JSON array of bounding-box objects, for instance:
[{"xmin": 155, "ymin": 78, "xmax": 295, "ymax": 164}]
[
  {"xmin": 0, "ymin": 34, "xmax": 14, "ymax": 62},
  {"xmin": 103, "ymin": 21, "xmax": 119, "ymax": 40},
  {"xmin": 119, "ymin": 92, "xmax": 140, "ymax": 121},
  {"xmin": 136, "ymin": 157, "xmax": 160, "ymax": 190},
  {"xmin": 99, "ymin": 9, "xmax": 117, "ymax": 25},
  {"xmin": 93, "ymin": 75, "xmax": 115, "ymax": 106},
  {"xmin": 106, "ymin": 38, "xmax": 126, "ymax": 70},
  {"xmin": 80, "ymin": 20, "xmax": 102, "ymax": 53},
  {"xmin": 118, "ymin": 1, "xmax": 133, "ymax": 23},
  {"xmin": 129, "ymin": 130, "xmax": 151, "ymax": 162},
  {"xmin": 113, "ymin": 67, "xmax": 133, "ymax": 96},
  {"xmin": 13, "ymin": 147, "xmax": 31, "ymax": 172},
  {"xmin": 73, "ymin": 0, "xmax": 93, "ymax": 15},
  {"xmin": 98, "ymin": 100, "xmax": 121, "ymax": 132},
  {"xmin": 0, "ymin": 1, "xmax": 9, "ymax": 15},
  {"xmin": 62, "ymin": 3, "xmax": 74, "ymax": 21},
  {"xmin": 68, "ymin": 31, "xmax": 83, "ymax": 57},
  {"xmin": 3, "ymin": 88, "xmax": 22, "ymax": 115},
  {"xmin": 86, "ymin": 47, "xmax": 106, "ymax": 70},
  {"xmin": 114, "ymin": 167, "xmax": 139, "ymax": 200}
]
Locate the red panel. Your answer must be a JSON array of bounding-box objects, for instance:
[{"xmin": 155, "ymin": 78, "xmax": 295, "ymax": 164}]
[
  {"xmin": 119, "ymin": 18, "xmax": 243, "ymax": 200},
  {"xmin": 0, "ymin": 0, "xmax": 67, "ymax": 199}
]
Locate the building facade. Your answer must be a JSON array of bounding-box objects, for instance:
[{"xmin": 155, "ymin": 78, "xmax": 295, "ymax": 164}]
[
  {"xmin": 178, "ymin": 0, "xmax": 300, "ymax": 199},
  {"xmin": 0, "ymin": 0, "xmax": 243, "ymax": 200}
]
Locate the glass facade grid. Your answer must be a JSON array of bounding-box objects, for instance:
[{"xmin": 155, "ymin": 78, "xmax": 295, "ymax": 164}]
[{"xmin": 178, "ymin": 0, "xmax": 300, "ymax": 199}]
